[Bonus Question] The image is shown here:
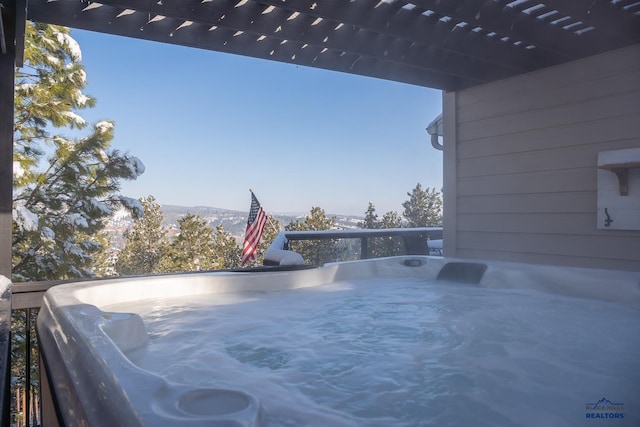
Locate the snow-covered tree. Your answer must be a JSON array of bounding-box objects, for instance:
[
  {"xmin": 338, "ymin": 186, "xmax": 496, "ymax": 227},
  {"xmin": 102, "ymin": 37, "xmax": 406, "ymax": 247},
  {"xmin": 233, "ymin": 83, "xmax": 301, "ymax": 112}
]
[
  {"xmin": 12, "ymin": 23, "xmax": 144, "ymax": 281},
  {"xmin": 212, "ymin": 224, "xmax": 242, "ymax": 269},
  {"xmin": 381, "ymin": 210, "xmax": 402, "ymax": 228},
  {"xmin": 377, "ymin": 210, "xmax": 404, "ymax": 256},
  {"xmin": 359, "ymin": 202, "xmax": 380, "ymax": 229},
  {"xmin": 166, "ymin": 213, "xmax": 216, "ymax": 272},
  {"xmin": 116, "ymin": 196, "xmax": 167, "ymax": 275},
  {"xmin": 402, "ymin": 184, "xmax": 443, "ymax": 227},
  {"xmin": 285, "ymin": 207, "xmax": 342, "ymax": 265},
  {"xmin": 358, "ymin": 202, "xmax": 404, "ymax": 258}
]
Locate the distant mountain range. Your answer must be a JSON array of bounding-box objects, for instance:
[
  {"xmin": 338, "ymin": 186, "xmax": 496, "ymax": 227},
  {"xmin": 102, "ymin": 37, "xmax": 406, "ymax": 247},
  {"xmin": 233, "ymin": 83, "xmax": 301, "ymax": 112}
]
[
  {"xmin": 106, "ymin": 204, "xmax": 364, "ymax": 249},
  {"xmin": 161, "ymin": 205, "xmax": 364, "ymax": 236}
]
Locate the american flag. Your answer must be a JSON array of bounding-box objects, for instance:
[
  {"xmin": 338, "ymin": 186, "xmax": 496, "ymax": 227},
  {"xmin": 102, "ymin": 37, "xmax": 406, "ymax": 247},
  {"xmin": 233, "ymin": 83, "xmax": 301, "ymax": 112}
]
[{"xmin": 241, "ymin": 191, "xmax": 268, "ymax": 266}]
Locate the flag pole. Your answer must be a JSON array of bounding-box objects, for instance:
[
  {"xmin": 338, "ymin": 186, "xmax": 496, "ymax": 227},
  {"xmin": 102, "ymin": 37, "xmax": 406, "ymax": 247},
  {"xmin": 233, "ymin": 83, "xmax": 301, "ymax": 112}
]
[{"xmin": 266, "ymin": 215, "xmax": 280, "ymax": 234}]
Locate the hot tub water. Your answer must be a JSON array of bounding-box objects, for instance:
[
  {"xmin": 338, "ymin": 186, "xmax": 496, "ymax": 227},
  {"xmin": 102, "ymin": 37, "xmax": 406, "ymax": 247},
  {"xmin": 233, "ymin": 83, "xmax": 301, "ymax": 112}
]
[{"xmin": 107, "ymin": 277, "xmax": 640, "ymax": 427}]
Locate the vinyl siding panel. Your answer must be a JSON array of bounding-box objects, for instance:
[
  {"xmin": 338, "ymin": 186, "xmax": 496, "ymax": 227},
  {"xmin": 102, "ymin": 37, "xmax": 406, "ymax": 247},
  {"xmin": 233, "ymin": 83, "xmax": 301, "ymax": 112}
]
[
  {"xmin": 458, "ymin": 139, "xmax": 638, "ymax": 178},
  {"xmin": 457, "ymin": 46, "xmax": 640, "ymax": 108},
  {"xmin": 455, "ymin": 248, "xmax": 639, "ymax": 272},
  {"xmin": 457, "ymin": 192, "xmax": 596, "ymax": 214},
  {"xmin": 448, "ymin": 44, "xmax": 640, "ymax": 271},
  {"xmin": 457, "ymin": 90, "xmax": 640, "ymax": 142},
  {"xmin": 458, "ymin": 115, "xmax": 640, "ymax": 158},
  {"xmin": 456, "ymin": 232, "xmax": 640, "ymax": 263},
  {"xmin": 457, "ymin": 167, "xmax": 595, "ymax": 196},
  {"xmin": 457, "ymin": 213, "xmax": 599, "ymax": 235},
  {"xmin": 457, "ymin": 66, "xmax": 640, "ymax": 123}
]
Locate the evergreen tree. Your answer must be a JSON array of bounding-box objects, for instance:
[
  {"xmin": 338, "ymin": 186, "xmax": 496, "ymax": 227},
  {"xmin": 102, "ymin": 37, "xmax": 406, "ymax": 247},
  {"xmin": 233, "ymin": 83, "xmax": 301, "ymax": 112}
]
[
  {"xmin": 378, "ymin": 210, "xmax": 404, "ymax": 256},
  {"xmin": 285, "ymin": 207, "xmax": 342, "ymax": 265},
  {"xmin": 381, "ymin": 210, "xmax": 402, "ymax": 228},
  {"xmin": 11, "ymin": 23, "xmax": 145, "ymax": 426},
  {"xmin": 116, "ymin": 196, "xmax": 168, "ymax": 275},
  {"xmin": 358, "ymin": 202, "xmax": 383, "ymax": 258},
  {"xmin": 12, "ymin": 23, "xmax": 144, "ymax": 282},
  {"xmin": 167, "ymin": 214, "xmax": 215, "ymax": 272},
  {"xmin": 358, "ymin": 202, "xmax": 404, "ymax": 258},
  {"xmin": 255, "ymin": 217, "xmax": 281, "ymax": 266},
  {"xmin": 402, "ymin": 184, "xmax": 443, "ymax": 227},
  {"xmin": 84, "ymin": 231, "xmax": 116, "ymax": 277},
  {"xmin": 212, "ymin": 224, "xmax": 242, "ymax": 269},
  {"xmin": 359, "ymin": 202, "xmax": 380, "ymax": 229}
]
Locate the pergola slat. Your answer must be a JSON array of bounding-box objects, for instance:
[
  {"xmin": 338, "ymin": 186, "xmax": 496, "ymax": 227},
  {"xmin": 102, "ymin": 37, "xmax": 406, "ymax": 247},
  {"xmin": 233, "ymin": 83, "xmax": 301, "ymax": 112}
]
[
  {"xmin": 88, "ymin": 0, "xmax": 506, "ymax": 83},
  {"xmin": 255, "ymin": 0, "xmax": 540, "ymax": 73},
  {"xmin": 17, "ymin": 0, "xmax": 640, "ymax": 90},
  {"xmin": 408, "ymin": 0, "xmax": 592, "ymax": 60},
  {"xmin": 544, "ymin": 0, "xmax": 640, "ymax": 43},
  {"xmin": 26, "ymin": 0, "xmax": 475, "ymax": 89}
]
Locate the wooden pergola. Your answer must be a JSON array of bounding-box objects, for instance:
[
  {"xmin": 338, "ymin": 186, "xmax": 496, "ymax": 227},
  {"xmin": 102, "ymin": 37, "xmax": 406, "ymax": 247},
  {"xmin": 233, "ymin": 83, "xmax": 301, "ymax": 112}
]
[{"xmin": 1, "ymin": 0, "xmax": 640, "ymax": 276}]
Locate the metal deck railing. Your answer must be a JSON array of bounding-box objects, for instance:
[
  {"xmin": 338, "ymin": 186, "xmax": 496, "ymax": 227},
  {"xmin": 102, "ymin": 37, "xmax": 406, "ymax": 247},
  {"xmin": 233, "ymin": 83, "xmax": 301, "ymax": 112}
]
[{"xmin": 2, "ymin": 227, "xmax": 442, "ymax": 426}]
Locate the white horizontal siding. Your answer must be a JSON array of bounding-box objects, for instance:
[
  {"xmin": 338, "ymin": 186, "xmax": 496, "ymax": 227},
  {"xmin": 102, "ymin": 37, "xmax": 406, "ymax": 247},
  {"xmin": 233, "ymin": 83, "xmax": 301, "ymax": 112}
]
[
  {"xmin": 457, "ymin": 192, "xmax": 596, "ymax": 214},
  {"xmin": 456, "ymin": 248, "xmax": 640, "ymax": 271},
  {"xmin": 457, "ymin": 45, "xmax": 640, "ymax": 108},
  {"xmin": 458, "ymin": 114, "xmax": 640, "ymax": 158},
  {"xmin": 456, "ymin": 232, "xmax": 640, "ymax": 263},
  {"xmin": 449, "ymin": 43, "xmax": 640, "ymax": 272},
  {"xmin": 457, "ymin": 167, "xmax": 595, "ymax": 196},
  {"xmin": 458, "ymin": 139, "xmax": 638, "ymax": 178},
  {"xmin": 457, "ymin": 213, "xmax": 599, "ymax": 235},
  {"xmin": 458, "ymin": 65, "xmax": 640, "ymax": 123},
  {"xmin": 458, "ymin": 90, "xmax": 640, "ymax": 142}
]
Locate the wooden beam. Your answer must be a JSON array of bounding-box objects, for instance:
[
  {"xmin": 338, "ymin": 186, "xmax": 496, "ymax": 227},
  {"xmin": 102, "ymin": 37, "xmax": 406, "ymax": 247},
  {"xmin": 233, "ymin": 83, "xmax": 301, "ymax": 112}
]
[
  {"xmin": 544, "ymin": 0, "xmax": 640, "ymax": 46},
  {"xmin": 14, "ymin": 0, "xmax": 26, "ymax": 67},
  {"xmin": 69, "ymin": 0, "xmax": 494, "ymax": 83},
  {"xmin": 407, "ymin": 0, "xmax": 587, "ymax": 61},
  {"xmin": 254, "ymin": 0, "xmax": 535, "ymax": 73},
  {"xmin": 0, "ymin": 1, "xmax": 16, "ymax": 279},
  {"xmin": 26, "ymin": 0, "xmax": 475, "ymax": 89}
]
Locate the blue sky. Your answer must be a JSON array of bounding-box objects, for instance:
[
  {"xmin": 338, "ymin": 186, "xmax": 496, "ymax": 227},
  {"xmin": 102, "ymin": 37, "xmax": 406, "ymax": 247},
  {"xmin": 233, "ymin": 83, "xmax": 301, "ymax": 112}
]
[{"xmin": 72, "ymin": 29, "xmax": 443, "ymax": 216}]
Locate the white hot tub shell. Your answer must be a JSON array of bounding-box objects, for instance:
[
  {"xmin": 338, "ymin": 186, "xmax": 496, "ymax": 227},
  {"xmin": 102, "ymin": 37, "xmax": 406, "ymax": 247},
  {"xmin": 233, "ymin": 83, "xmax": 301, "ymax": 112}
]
[{"xmin": 37, "ymin": 256, "xmax": 640, "ymax": 426}]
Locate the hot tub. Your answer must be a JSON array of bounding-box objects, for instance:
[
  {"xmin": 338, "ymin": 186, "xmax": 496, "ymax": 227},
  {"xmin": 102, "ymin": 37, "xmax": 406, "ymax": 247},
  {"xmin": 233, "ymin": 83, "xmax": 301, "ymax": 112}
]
[{"xmin": 37, "ymin": 257, "xmax": 640, "ymax": 426}]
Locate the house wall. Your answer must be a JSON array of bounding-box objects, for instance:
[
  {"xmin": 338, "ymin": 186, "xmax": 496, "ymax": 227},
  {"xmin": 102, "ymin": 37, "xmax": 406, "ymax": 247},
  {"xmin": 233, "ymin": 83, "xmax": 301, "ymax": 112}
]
[{"xmin": 443, "ymin": 44, "xmax": 640, "ymax": 272}]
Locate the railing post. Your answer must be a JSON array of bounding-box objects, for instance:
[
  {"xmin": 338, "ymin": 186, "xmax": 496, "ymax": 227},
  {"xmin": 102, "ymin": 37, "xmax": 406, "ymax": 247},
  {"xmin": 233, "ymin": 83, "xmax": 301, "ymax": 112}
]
[
  {"xmin": 25, "ymin": 308, "xmax": 31, "ymax": 426},
  {"xmin": 40, "ymin": 352, "xmax": 60, "ymax": 427},
  {"xmin": 1, "ymin": 278, "xmax": 11, "ymax": 427},
  {"xmin": 360, "ymin": 237, "xmax": 368, "ymax": 259}
]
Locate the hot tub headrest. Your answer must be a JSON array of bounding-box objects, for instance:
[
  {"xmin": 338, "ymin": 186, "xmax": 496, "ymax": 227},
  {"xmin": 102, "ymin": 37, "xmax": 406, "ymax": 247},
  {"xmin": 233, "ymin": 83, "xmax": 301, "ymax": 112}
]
[{"xmin": 437, "ymin": 262, "xmax": 488, "ymax": 284}]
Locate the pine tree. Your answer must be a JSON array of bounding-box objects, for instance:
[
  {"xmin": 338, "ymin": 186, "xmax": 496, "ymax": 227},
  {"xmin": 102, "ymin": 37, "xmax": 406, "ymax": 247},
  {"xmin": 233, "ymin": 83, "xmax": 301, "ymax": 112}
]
[
  {"xmin": 402, "ymin": 184, "xmax": 443, "ymax": 227},
  {"xmin": 285, "ymin": 207, "xmax": 342, "ymax": 265},
  {"xmin": 358, "ymin": 202, "xmax": 404, "ymax": 258},
  {"xmin": 82, "ymin": 231, "xmax": 115, "ymax": 277},
  {"xmin": 358, "ymin": 202, "xmax": 383, "ymax": 258},
  {"xmin": 116, "ymin": 196, "xmax": 168, "ymax": 275},
  {"xmin": 256, "ymin": 217, "xmax": 281, "ymax": 266},
  {"xmin": 212, "ymin": 224, "xmax": 242, "ymax": 269},
  {"xmin": 11, "ymin": 23, "xmax": 144, "ymax": 427},
  {"xmin": 166, "ymin": 214, "xmax": 216, "ymax": 272},
  {"xmin": 359, "ymin": 202, "xmax": 380, "ymax": 229},
  {"xmin": 12, "ymin": 23, "xmax": 144, "ymax": 282},
  {"xmin": 381, "ymin": 210, "xmax": 402, "ymax": 228},
  {"xmin": 378, "ymin": 210, "xmax": 404, "ymax": 256}
]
